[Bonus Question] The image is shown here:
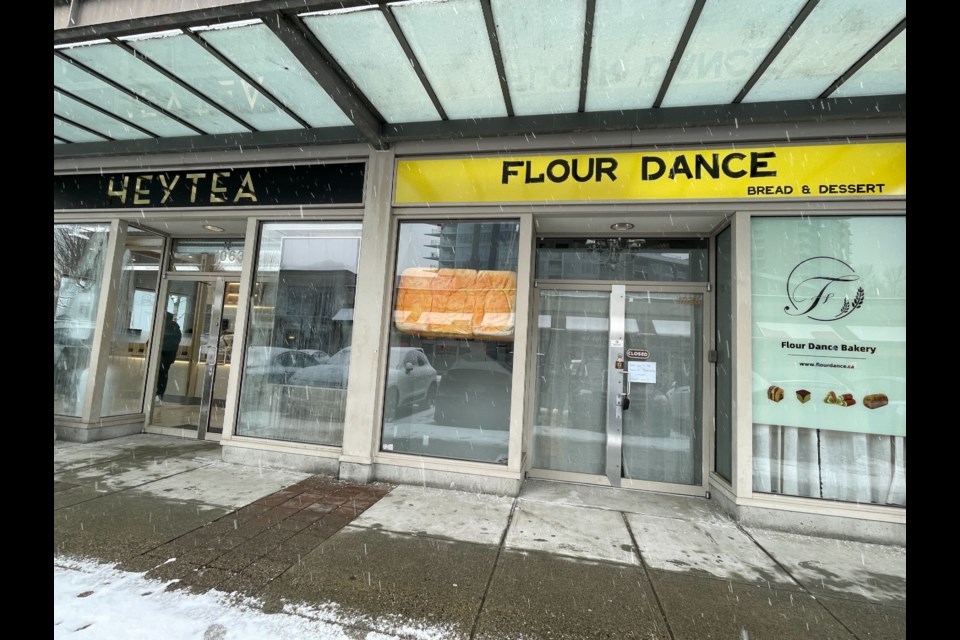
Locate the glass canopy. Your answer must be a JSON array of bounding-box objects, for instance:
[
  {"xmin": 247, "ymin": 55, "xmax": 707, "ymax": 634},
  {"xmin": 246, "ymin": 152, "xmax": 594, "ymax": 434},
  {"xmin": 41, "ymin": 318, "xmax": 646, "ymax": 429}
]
[{"xmin": 53, "ymin": 0, "xmax": 906, "ymax": 148}]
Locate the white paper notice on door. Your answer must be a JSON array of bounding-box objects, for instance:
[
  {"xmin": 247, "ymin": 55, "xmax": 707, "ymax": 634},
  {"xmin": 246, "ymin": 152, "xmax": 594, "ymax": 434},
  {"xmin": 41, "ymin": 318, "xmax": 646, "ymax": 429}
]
[{"xmin": 628, "ymin": 361, "xmax": 656, "ymax": 383}]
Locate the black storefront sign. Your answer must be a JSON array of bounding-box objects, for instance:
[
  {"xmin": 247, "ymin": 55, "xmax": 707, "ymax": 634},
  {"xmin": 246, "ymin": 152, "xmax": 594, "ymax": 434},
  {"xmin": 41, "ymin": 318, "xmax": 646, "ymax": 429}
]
[{"xmin": 54, "ymin": 163, "xmax": 365, "ymax": 209}]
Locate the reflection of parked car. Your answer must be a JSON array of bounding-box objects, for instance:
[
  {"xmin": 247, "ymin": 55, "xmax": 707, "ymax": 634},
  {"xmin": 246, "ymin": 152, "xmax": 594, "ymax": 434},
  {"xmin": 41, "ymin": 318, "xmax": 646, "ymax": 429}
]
[
  {"xmin": 243, "ymin": 346, "xmax": 328, "ymax": 384},
  {"xmin": 650, "ymin": 383, "xmax": 691, "ymax": 428},
  {"xmin": 385, "ymin": 347, "xmax": 438, "ymax": 420},
  {"xmin": 290, "ymin": 347, "xmax": 438, "ymax": 421},
  {"xmin": 434, "ymin": 356, "xmax": 512, "ymax": 429},
  {"xmin": 287, "ymin": 347, "xmax": 352, "ymax": 389},
  {"xmin": 299, "ymin": 349, "xmax": 330, "ymax": 361}
]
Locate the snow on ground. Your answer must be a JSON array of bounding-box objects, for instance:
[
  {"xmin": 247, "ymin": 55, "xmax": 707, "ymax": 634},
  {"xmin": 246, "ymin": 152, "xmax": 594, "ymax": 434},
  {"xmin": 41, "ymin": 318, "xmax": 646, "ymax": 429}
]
[{"xmin": 54, "ymin": 557, "xmax": 445, "ymax": 640}]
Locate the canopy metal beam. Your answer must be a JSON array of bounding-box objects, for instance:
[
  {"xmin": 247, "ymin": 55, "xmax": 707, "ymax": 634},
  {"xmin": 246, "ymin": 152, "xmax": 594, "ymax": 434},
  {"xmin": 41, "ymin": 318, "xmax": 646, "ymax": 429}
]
[
  {"xmin": 820, "ymin": 18, "xmax": 907, "ymax": 99},
  {"xmin": 734, "ymin": 0, "xmax": 820, "ymax": 104},
  {"xmin": 263, "ymin": 10, "xmax": 386, "ymax": 149},
  {"xmin": 54, "ymin": 50, "xmax": 207, "ymax": 135},
  {"xmin": 653, "ymin": 0, "xmax": 706, "ymax": 109},
  {"xmin": 53, "ymin": 125, "xmax": 366, "ymax": 159},
  {"xmin": 54, "ymin": 0, "xmax": 376, "ymax": 44},
  {"xmin": 54, "ymin": 95, "xmax": 905, "ymax": 160},
  {"xmin": 382, "ymin": 94, "xmax": 906, "ymax": 142}
]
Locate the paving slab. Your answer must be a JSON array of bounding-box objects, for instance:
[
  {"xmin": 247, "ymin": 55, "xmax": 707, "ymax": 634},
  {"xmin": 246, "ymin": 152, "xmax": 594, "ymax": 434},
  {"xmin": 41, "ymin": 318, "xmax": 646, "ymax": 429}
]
[
  {"xmin": 53, "ymin": 435, "xmax": 220, "ymax": 472},
  {"xmin": 627, "ymin": 513, "xmax": 799, "ymax": 588},
  {"xmin": 258, "ymin": 525, "xmax": 500, "ymax": 640},
  {"xmin": 505, "ymin": 500, "xmax": 637, "ymax": 565},
  {"xmin": 126, "ymin": 462, "xmax": 311, "ymax": 509},
  {"xmin": 815, "ymin": 595, "xmax": 906, "ymax": 640},
  {"xmin": 744, "ymin": 528, "xmax": 906, "ymax": 604},
  {"xmin": 54, "ymin": 492, "xmax": 233, "ymax": 564},
  {"xmin": 519, "ymin": 479, "xmax": 731, "ymax": 524},
  {"xmin": 55, "ymin": 456, "xmax": 217, "ymax": 493},
  {"xmin": 474, "ymin": 548, "xmax": 669, "ymax": 640},
  {"xmin": 54, "ymin": 481, "xmax": 106, "ymax": 510},
  {"xmin": 348, "ymin": 484, "xmax": 513, "ymax": 545},
  {"xmin": 649, "ymin": 569, "xmax": 858, "ymax": 640},
  {"xmin": 54, "ymin": 436, "xmax": 907, "ymax": 640}
]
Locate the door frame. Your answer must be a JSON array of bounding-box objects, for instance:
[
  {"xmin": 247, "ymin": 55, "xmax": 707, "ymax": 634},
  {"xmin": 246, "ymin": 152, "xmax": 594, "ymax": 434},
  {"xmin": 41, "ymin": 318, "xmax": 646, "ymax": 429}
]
[
  {"xmin": 144, "ymin": 273, "xmax": 240, "ymax": 441},
  {"xmin": 527, "ymin": 280, "xmax": 712, "ymax": 496}
]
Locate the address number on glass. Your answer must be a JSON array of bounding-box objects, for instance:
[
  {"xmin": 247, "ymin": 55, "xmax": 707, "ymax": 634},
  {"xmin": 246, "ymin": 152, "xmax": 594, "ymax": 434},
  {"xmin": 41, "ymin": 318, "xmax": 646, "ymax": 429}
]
[{"xmin": 218, "ymin": 249, "xmax": 243, "ymax": 263}]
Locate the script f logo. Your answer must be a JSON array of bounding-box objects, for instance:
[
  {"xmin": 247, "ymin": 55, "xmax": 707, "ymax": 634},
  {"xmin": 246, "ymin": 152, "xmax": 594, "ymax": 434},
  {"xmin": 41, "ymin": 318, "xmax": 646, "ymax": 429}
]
[{"xmin": 784, "ymin": 257, "xmax": 865, "ymax": 322}]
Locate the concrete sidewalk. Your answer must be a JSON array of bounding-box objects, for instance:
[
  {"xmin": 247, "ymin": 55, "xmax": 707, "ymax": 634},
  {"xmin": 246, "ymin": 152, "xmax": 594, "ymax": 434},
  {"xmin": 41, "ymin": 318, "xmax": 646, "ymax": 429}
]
[{"xmin": 54, "ymin": 433, "xmax": 906, "ymax": 640}]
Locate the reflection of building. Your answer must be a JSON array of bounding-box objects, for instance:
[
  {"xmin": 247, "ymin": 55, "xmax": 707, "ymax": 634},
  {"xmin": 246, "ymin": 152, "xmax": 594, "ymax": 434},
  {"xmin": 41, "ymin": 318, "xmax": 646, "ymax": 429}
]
[
  {"xmin": 752, "ymin": 218, "xmax": 852, "ymax": 294},
  {"xmin": 271, "ymin": 269, "xmax": 356, "ymax": 354},
  {"xmin": 426, "ymin": 222, "xmax": 520, "ymax": 271},
  {"xmin": 537, "ymin": 237, "xmax": 705, "ymax": 281}
]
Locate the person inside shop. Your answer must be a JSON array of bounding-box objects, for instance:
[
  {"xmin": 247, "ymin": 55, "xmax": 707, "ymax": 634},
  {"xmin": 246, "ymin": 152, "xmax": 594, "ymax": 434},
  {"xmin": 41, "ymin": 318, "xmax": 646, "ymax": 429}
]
[{"xmin": 155, "ymin": 311, "xmax": 182, "ymax": 404}]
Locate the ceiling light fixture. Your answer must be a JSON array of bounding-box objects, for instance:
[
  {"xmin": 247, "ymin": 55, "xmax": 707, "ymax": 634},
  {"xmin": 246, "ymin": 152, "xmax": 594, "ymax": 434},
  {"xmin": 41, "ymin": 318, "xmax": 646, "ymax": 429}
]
[
  {"xmin": 610, "ymin": 222, "xmax": 634, "ymax": 231},
  {"xmin": 203, "ymin": 225, "xmax": 225, "ymax": 232}
]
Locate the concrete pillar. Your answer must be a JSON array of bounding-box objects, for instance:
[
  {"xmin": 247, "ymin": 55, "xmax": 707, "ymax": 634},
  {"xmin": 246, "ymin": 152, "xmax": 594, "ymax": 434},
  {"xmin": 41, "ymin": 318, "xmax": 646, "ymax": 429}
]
[{"xmin": 339, "ymin": 149, "xmax": 396, "ymax": 482}]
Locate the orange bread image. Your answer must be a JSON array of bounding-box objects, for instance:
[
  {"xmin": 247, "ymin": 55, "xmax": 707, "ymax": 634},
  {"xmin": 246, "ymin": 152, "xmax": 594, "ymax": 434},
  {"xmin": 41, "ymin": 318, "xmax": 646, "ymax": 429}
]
[
  {"xmin": 393, "ymin": 267, "xmax": 435, "ymax": 334},
  {"xmin": 394, "ymin": 267, "xmax": 517, "ymax": 340},
  {"xmin": 473, "ymin": 270, "xmax": 517, "ymax": 339},
  {"xmin": 428, "ymin": 269, "xmax": 476, "ymax": 337}
]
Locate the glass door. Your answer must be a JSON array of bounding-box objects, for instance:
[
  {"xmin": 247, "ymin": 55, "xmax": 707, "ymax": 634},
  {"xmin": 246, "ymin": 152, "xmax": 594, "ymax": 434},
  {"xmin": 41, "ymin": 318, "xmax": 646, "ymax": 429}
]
[
  {"xmin": 147, "ymin": 277, "xmax": 238, "ymax": 439},
  {"xmin": 532, "ymin": 285, "xmax": 705, "ymax": 491}
]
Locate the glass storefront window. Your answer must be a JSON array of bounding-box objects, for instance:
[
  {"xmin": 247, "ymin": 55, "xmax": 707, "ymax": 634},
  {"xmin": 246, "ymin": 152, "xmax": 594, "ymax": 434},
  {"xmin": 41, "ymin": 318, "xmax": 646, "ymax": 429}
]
[
  {"xmin": 54, "ymin": 223, "xmax": 111, "ymax": 417},
  {"xmin": 536, "ymin": 237, "xmax": 708, "ymax": 281},
  {"xmin": 534, "ymin": 289, "xmax": 610, "ymax": 474},
  {"xmin": 381, "ymin": 220, "xmax": 520, "ymax": 464},
  {"xmin": 101, "ymin": 226, "xmax": 165, "ymax": 416},
  {"xmin": 715, "ymin": 226, "xmax": 732, "ymax": 481},
  {"xmin": 236, "ymin": 222, "xmax": 362, "ymax": 445},
  {"xmin": 751, "ymin": 216, "xmax": 906, "ymax": 506}
]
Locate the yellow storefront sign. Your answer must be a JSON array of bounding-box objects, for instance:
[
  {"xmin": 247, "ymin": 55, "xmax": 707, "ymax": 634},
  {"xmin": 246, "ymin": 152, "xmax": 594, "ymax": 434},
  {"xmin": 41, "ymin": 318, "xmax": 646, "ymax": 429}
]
[{"xmin": 394, "ymin": 142, "xmax": 905, "ymax": 204}]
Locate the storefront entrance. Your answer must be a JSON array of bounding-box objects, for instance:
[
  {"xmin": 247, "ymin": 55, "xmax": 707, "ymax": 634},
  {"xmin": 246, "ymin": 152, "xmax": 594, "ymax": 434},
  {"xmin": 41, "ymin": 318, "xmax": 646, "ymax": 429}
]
[
  {"xmin": 146, "ymin": 276, "xmax": 238, "ymax": 439},
  {"xmin": 531, "ymin": 284, "xmax": 706, "ymax": 493}
]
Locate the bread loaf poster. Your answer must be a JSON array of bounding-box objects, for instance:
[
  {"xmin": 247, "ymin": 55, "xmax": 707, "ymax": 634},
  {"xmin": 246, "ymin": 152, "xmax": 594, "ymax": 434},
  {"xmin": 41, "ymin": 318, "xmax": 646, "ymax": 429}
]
[
  {"xmin": 750, "ymin": 216, "xmax": 906, "ymax": 437},
  {"xmin": 394, "ymin": 267, "xmax": 517, "ymax": 340},
  {"xmin": 391, "ymin": 221, "xmax": 521, "ymax": 344}
]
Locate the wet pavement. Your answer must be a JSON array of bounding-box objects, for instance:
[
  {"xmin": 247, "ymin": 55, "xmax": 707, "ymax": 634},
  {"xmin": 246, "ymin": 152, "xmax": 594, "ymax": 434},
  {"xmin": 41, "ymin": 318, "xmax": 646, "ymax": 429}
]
[{"xmin": 54, "ymin": 433, "xmax": 906, "ymax": 639}]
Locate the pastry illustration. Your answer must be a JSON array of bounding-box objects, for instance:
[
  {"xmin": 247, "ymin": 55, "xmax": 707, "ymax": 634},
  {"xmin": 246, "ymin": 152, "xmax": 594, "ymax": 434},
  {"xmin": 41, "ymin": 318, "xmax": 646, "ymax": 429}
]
[
  {"xmin": 863, "ymin": 393, "xmax": 889, "ymax": 409},
  {"xmin": 825, "ymin": 391, "xmax": 856, "ymax": 406},
  {"xmin": 767, "ymin": 385, "xmax": 784, "ymax": 402},
  {"xmin": 796, "ymin": 389, "xmax": 811, "ymax": 403}
]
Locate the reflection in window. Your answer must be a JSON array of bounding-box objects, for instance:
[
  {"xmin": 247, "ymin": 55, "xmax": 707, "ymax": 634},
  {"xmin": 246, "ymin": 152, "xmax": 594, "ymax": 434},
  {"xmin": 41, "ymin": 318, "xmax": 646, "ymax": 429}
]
[
  {"xmin": 381, "ymin": 221, "xmax": 520, "ymax": 465},
  {"xmin": 533, "ymin": 290, "xmax": 703, "ymax": 486},
  {"xmin": 54, "ymin": 223, "xmax": 110, "ymax": 417},
  {"xmin": 533, "ymin": 290, "xmax": 610, "ymax": 475},
  {"xmin": 536, "ymin": 237, "xmax": 708, "ymax": 281},
  {"xmin": 101, "ymin": 226, "xmax": 165, "ymax": 417},
  {"xmin": 715, "ymin": 226, "xmax": 732, "ymax": 481},
  {"xmin": 236, "ymin": 222, "xmax": 361, "ymax": 446}
]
